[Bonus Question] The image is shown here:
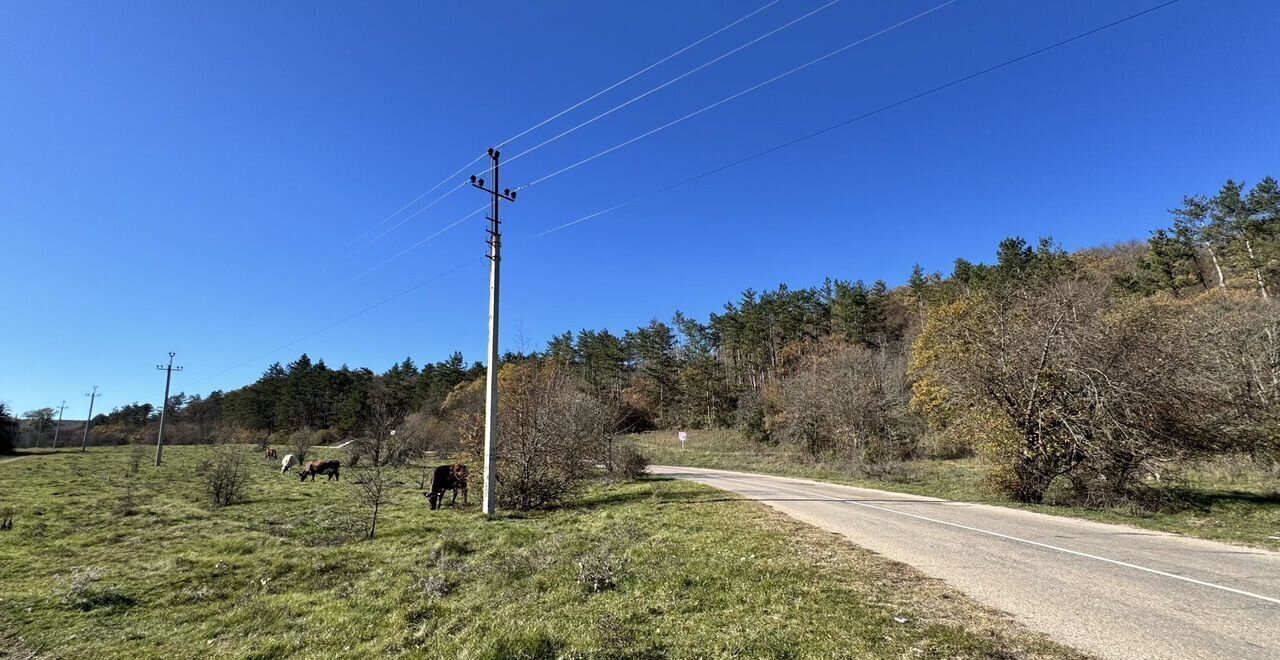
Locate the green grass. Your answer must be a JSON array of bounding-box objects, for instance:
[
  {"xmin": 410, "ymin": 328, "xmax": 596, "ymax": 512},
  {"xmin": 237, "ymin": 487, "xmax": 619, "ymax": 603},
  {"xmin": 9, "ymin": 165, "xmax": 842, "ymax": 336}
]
[
  {"xmin": 633, "ymin": 429, "xmax": 1280, "ymax": 550},
  {"xmin": 0, "ymin": 445, "xmax": 1082, "ymax": 660}
]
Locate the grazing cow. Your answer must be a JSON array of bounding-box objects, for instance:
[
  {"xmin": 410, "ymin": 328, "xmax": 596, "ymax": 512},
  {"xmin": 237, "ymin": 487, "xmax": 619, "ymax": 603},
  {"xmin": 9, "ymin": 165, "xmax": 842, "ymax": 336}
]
[
  {"xmin": 264, "ymin": 447, "xmax": 278, "ymax": 460},
  {"xmin": 425, "ymin": 464, "xmax": 468, "ymax": 510},
  {"xmin": 280, "ymin": 453, "xmax": 299, "ymax": 474},
  {"xmin": 299, "ymin": 459, "xmax": 341, "ymax": 482}
]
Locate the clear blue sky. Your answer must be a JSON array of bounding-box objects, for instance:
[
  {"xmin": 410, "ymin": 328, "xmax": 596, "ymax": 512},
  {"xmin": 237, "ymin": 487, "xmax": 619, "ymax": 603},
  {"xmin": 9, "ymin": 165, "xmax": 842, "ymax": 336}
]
[{"xmin": 2, "ymin": 0, "xmax": 1278, "ymax": 417}]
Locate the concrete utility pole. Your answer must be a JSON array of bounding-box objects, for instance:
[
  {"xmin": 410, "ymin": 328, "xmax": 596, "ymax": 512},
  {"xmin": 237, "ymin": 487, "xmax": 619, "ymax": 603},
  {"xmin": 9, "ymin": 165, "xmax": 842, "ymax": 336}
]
[
  {"xmin": 470, "ymin": 147, "xmax": 517, "ymax": 518},
  {"xmin": 154, "ymin": 352, "xmax": 183, "ymax": 466},
  {"xmin": 81, "ymin": 386, "xmax": 100, "ymax": 452},
  {"xmin": 51, "ymin": 401, "xmax": 67, "ymax": 449}
]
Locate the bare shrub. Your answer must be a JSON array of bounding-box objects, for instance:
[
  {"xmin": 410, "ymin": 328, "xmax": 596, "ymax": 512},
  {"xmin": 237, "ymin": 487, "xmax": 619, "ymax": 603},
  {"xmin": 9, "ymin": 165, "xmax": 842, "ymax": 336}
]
[
  {"xmin": 196, "ymin": 447, "xmax": 253, "ymax": 507},
  {"xmin": 464, "ymin": 363, "xmax": 600, "ymax": 510},
  {"xmin": 363, "ymin": 412, "xmax": 448, "ymax": 468},
  {"xmin": 398, "ymin": 412, "xmax": 452, "ymax": 462},
  {"xmin": 358, "ymin": 381, "xmax": 409, "ymax": 466},
  {"xmin": 127, "ymin": 442, "xmax": 147, "ymax": 475},
  {"xmin": 348, "ymin": 464, "xmax": 394, "ymax": 540},
  {"xmin": 776, "ymin": 339, "xmax": 921, "ymax": 464},
  {"xmin": 290, "ymin": 429, "xmax": 314, "ymax": 464},
  {"xmin": 1193, "ymin": 295, "xmax": 1280, "ymax": 455},
  {"xmin": 613, "ymin": 442, "xmax": 649, "ymax": 480},
  {"xmin": 913, "ymin": 273, "xmax": 1238, "ymax": 504}
]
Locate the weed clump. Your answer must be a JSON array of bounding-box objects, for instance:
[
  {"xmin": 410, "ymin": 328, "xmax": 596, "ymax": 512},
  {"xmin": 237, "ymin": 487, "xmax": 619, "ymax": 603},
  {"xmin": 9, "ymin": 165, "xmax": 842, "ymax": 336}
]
[
  {"xmin": 576, "ymin": 549, "xmax": 628, "ymax": 594},
  {"xmin": 55, "ymin": 567, "xmax": 132, "ymax": 611},
  {"xmin": 418, "ymin": 574, "xmax": 451, "ymax": 598}
]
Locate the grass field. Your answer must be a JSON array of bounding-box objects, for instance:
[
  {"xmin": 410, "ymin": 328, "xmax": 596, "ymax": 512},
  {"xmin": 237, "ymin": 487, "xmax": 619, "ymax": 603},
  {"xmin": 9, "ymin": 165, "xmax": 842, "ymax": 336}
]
[
  {"xmin": 631, "ymin": 429, "xmax": 1280, "ymax": 550},
  {"xmin": 0, "ymin": 445, "xmax": 1083, "ymax": 659}
]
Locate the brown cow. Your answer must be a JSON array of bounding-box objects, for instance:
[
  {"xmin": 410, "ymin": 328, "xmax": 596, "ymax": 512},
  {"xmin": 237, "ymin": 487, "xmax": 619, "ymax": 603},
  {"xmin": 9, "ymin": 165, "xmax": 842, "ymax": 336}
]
[
  {"xmin": 264, "ymin": 447, "xmax": 278, "ymax": 460},
  {"xmin": 425, "ymin": 464, "xmax": 468, "ymax": 510},
  {"xmin": 298, "ymin": 459, "xmax": 341, "ymax": 482}
]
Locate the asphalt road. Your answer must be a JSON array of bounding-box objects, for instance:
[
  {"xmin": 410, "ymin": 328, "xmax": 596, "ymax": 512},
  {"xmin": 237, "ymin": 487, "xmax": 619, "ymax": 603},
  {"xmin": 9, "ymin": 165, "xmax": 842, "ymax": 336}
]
[{"xmin": 651, "ymin": 465, "xmax": 1280, "ymax": 660}]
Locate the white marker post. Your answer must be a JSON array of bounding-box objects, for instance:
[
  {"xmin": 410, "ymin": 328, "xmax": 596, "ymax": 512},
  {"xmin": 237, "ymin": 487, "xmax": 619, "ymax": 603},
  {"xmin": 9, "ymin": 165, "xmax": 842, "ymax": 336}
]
[{"xmin": 678, "ymin": 431, "xmax": 687, "ymax": 449}]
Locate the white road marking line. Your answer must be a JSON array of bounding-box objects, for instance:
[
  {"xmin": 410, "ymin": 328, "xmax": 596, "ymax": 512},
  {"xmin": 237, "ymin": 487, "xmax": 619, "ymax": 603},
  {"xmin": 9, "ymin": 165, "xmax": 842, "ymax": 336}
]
[{"xmin": 693, "ymin": 471, "xmax": 1280, "ymax": 607}]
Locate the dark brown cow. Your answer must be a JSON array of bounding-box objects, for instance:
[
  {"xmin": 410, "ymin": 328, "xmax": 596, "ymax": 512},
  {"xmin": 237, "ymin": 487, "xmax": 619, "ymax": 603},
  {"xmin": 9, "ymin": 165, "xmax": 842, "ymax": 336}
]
[
  {"xmin": 298, "ymin": 459, "xmax": 341, "ymax": 482},
  {"xmin": 264, "ymin": 447, "xmax": 278, "ymax": 460},
  {"xmin": 425, "ymin": 464, "xmax": 468, "ymax": 510}
]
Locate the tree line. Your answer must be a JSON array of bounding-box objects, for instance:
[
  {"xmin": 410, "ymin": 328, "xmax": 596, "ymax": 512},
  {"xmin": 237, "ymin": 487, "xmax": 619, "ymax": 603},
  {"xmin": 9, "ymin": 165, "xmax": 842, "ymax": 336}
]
[{"xmin": 35, "ymin": 176, "xmax": 1278, "ymax": 508}]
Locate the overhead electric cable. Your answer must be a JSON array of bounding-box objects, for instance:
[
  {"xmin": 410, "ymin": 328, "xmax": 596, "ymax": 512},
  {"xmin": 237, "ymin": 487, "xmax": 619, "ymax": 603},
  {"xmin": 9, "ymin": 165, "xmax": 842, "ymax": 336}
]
[
  {"xmin": 519, "ymin": 0, "xmax": 959, "ymax": 190},
  {"xmin": 499, "ymin": 0, "xmax": 843, "ymax": 168},
  {"xmin": 349, "ymin": 205, "xmax": 488, "ymax": 281},
  {"xmin": 341, "ymin": 153, "xmax": 487, "ymax": 251},
  {"xmin": 345, "ymin": 179, "xmax": 473, "ymax": 256},
  {"xmin": 187, "ymin": 258, "xmax": 483, "ymax": 387},
  {"xmin": 341, "ymin": 0, "xmax": 783, "ymax": 252},
  {"xmin": 496, "ymin": 0, "xmax": 784, "ymax": 149},
  {"xmin": 532, "ymin": 0, "xmax": 1183, "ymax": 237}
]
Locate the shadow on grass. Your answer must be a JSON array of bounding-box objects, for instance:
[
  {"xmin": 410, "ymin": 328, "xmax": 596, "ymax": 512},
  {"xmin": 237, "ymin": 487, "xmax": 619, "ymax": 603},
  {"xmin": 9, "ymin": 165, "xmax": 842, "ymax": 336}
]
[
  {"xmin": 556, "ymin": 476, "xmax": 738, "ymax": 512},
  {"xmin": 1155, "ymin": 488, "xmax": 1280, "ymax": 514}
]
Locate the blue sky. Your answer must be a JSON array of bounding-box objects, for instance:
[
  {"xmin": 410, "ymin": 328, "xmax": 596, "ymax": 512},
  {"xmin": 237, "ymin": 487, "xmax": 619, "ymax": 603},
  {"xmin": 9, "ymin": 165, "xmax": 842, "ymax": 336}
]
[{"xmin": 2, "ymin": 0, "xmax": 1278, "ymax": 416}]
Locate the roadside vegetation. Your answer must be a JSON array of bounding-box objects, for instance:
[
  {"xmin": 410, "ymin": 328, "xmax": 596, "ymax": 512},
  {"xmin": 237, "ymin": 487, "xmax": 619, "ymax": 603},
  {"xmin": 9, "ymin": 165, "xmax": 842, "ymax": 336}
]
[
  {"xmin": 0, "ymin": 446, "xmax": 1083, "ymax": 659},
  {"xmin": 632, "ymin": 429, "xmax": 1280, "ymax": 550}
]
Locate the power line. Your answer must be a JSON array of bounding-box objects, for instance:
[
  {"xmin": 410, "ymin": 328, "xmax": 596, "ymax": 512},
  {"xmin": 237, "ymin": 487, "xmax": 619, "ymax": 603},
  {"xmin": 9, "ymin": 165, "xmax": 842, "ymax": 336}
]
[
  {"xmin": 363, "ymin": 0, "xmax": 952, "ymax": 278},
  {"xmin": 519, "ymin": 0, "xmax": 959, "ymax": 191},
  {"xmin": 349, "ymin": 204, "xmax": 488, "ymax": 282},
  {"xmin": 345, "ymin": 179, "xmax": 473, "ymax": 256},
  {"xmin": 499, "ymin": 0, "xmax": 842, "ymax": 169},
  {"xmin": 187, "ymin": 259, "xmax": 483, "ymax": 388},
  {"xmin": 342, "ymin": 0, "xmax": 783, "ymax": 254},
  {"xmin": 496, "ymin": 0, "xmax": 783, "ymax": 149},
  {"xmin": 532, "ymin": 0, "xmax": 1183, "ymax": 238},
  {"xmin": 340, "ymin": 153, "xmax": 488, "ymax": 252}
]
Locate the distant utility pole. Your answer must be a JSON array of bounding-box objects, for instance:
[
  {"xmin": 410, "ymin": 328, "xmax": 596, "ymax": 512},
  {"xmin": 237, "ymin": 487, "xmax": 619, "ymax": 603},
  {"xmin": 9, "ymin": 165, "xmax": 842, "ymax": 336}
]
[
  {"xmin": 154, "ymin": 352, "xmax": 183, "ymax": 466},
  {"xmin": 471, "ymin": 147, "xmax": 517, "ymax": 518},
  {"xmin": 81, "ymin": 386, "xmax": 100, "ymax": 452},
  {"xmin": 51, "ymin": 401, "xmax": 67, "ymax": 449}
]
